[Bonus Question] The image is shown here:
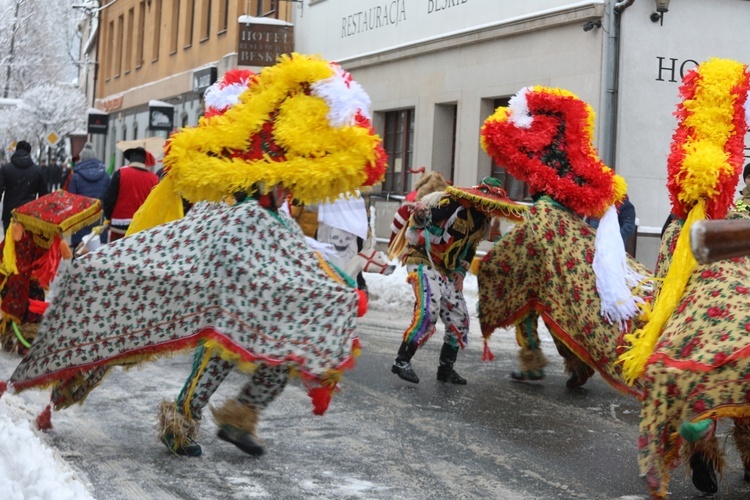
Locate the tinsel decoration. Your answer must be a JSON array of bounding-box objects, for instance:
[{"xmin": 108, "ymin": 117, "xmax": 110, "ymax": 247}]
[{"xmin": 619, "ymin": 58, "xmax": 750, "ymax": 384}]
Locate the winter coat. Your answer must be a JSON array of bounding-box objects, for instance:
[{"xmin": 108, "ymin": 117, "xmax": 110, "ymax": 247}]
[
  {"xmin": 68, "ymin": 159, "xmax": 110, "ymax": 202},
  {"xmin": 67, "ymin": 159, "xmax": 110, "ymax": 248},
  {"xmin": 0, "ymin": 150, "xmax": 48, "ymax": 227}
]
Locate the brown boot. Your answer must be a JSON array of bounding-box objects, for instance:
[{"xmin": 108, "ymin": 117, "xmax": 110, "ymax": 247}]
[{"xmin": 212, "ymin": 399, "xmax": 265, "ymax": 456}]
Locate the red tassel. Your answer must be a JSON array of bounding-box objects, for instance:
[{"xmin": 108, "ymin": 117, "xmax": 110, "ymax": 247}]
[
  {"xmin": 482, "ymin": 340, "xmax": 495, "ymax": 362},
  {"xmin": 59, "ymin": 239, "xmax": 73, "ymax": 260},
  {"xmin": 308, "ymin": 386, "xmax": 332, "ymax": 416},
  {"xmin": 28, "ymin": 299, "xmax": 50, "ymax": 315},
  {"xmin": 0, "ymin": 380, "xmax": 7, "ymax": 398},
  {"xmin": 36, "ymin": 404, "xmax": 53, "ymax": 431},
  {"xmin": 356, "ymin": 289, "xmax": 368, "ymax": 317}
]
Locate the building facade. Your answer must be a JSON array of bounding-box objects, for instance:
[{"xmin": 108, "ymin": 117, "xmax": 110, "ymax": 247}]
[
  {"xmin": 293, "ymin": 0, "xmax": 750, "ymax": 268},
  {"xmin": 86, "ymin": 0, "xmax": 295, "ymax": 171}
]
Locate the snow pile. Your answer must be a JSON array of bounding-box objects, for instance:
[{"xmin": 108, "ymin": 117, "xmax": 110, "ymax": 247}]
[{"xmin": 0, "ymin": 392, "xmax": 93, "ymax": 499}]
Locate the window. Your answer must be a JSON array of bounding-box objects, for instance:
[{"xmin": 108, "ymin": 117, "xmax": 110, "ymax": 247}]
[
  {"xmin": 382, "ymin": 109, "xmax": 415, "ymax": 194},
  {"xmin": 125, "ymin": 8, "xmax": 134, "ymax": 73},
  {"xmin": 106, "ymin": 20, "xmax": 115, "ymax": 80},
  {"xmin": 256, "ymin": 0, "xmax": 276, "ymax": 17},
  {"xmin": 200, "ymin": 0, "xmax": 212, "ymax": 41},
  {"xmin": 490, "ymin": 97, "xmax": 531, "ymax": 201},
  {"xmin": 218, "ymin": 0, "xmax": 229, "ymax": 33},
  {"xmin": 152, "ymin": 0, "xmax": 162, "ymax": 61},
  {"xmin": 184, "ymin": 0, "xmax": 195, "ymax": 48},
  {"xmin": 170, "ymin": 0, "xmax": 180, "ymax": 54},
  {"xmin": 136, "ymin": 1, "xmax": 145, "ymax": 67},
  {"xmin": 115, "ymin": 15, "xmax": 124, "ymax": 77}
]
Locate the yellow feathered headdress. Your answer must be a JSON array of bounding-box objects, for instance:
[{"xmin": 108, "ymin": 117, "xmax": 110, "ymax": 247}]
[{"xmin": 128, "ymin": 53, "xmax": 387, "ymax": 235}]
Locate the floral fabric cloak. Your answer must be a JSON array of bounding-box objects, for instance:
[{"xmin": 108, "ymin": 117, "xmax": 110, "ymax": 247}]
[
  {"xmin": 479, "ymin": 198, "xmax": 750, "ymax": 497},
  {"xmin": 10, "ymin": 200, "xmax": 362, "ymax": 411}
]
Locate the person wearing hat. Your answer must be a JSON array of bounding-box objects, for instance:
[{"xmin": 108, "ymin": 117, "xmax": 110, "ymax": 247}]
[
  {"xmin": 68, "ymin": 143, "xmax": 110, "ymax": 250},
  {"xmin": 101, "ymin": 146, "xmax": 159, "ymax": 241},
  {"xmin": 734, "ymin": 163, "xmax": 750, "ymax": 212},
  {"xmin": 390, "ymin": 177, "xmax": 526, "ymax": 385},
  {"xmin": 0, "ymin": 140, "xmax": 48, "ymax": 232}
]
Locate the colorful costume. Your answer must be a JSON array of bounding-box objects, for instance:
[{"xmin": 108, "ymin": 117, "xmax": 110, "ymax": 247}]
[
  {"xmin": 0, "ymin": 190, "xmax": 101, "ymax": 353},
  {"xmin": 391, "ymin": 177, "xmax": 526, "ymax": 385},
  {"xmin": 478, "ymin": 59, "xmax": 750, "ymax": 498},
  {"xmin": 3, "ymin": 54, "xmax": 386, "ymax": 459}
]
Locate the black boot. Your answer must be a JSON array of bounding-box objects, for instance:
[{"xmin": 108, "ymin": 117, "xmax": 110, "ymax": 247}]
[
  {"xmin": 437, "ymin": 343, "xmax": 466, "ymax": 385},
  {"xmin": 161, "ymin": 434, "xmax": 202, "ymax": 457},
  {"xmin": 565, "ymin": 366, "xmax": 594, "ymax": 388},
  {"xmin": 690, "ymin": 451, "xmax": 718, "ymax": 494},
  {"xmin": 217, "ymin": 425, "xmax": 265, "ymax": 456},
  {"xmin": 391, "ymin": 341, "xmax": 419, "ymax": 383}
]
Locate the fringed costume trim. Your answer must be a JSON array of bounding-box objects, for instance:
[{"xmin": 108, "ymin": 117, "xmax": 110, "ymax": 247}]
[{"xmin": 402, "ymin": 266, "xmax": 435, "ymax": 346}]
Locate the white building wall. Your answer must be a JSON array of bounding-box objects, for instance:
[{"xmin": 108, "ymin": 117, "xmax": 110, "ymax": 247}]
[
  {"xmin": 295, "ymin": 0, "xmax": 750, "ymax": 268},
  {"xmin": 616, "ymin": 0, "xmax": 750, "ymax": 267}
]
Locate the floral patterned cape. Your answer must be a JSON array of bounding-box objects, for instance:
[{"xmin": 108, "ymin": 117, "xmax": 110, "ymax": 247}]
[
  {"xmin": 9, "ymin": 200, "xmax": 362, "ymax": 411},
  {"xmin": 479, "ymin": 198, "xmax": 750, "ymax": 496},
  {"xmin": 478, "ymin": 197, "xmax": 650, "ymax": 397},
  {"xmin": 637, "ymin": 213, "xmax": 750, "ymax": 494}
]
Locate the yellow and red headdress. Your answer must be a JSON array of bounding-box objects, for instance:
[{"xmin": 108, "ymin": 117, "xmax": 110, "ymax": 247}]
[
  {"xmin": 620, "ymin": 58, "xmax": 750, "ymax": 384},
  {"xmin": 128, "ymin": 53, "xmax": 387, "ymax": 234},
  {"xmin": 480, "ymin": 86, "xmax": 626, "ymax": 219}
]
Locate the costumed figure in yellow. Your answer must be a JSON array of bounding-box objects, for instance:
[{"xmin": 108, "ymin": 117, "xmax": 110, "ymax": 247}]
[{"xmin": 2, "ymin": 54, "xmax": 387, "ymax": 459}]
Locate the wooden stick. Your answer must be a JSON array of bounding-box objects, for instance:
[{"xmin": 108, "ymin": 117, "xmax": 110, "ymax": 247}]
[{"xmin": 690, "ymin": 219, "xmax": 750, "ymax": 264}]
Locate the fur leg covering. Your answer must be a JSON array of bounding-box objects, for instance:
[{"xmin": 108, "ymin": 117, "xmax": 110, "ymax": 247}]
[
  {"xmin": 158, "ymin": 400, "xmax": 200, "ymax": 446},
  {"xmin": 681, "ymin": 427, "xmax": 725, "ymax": 493},
  {"xmin": 732, "ymin": 418, "xmax": 750, "ymax": 471},
  {"xmin": 211, "ymin": 399, "xmax": 260, "ymax": 438},
  {"xmin": 518, "ymin": 347, "xmax": 548, "ymax": 373}
]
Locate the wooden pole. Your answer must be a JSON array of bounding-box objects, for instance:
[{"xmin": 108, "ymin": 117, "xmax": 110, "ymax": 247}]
[{"xmin": 690, "ymin": 219, "xmax": 750, "ymax": 264}]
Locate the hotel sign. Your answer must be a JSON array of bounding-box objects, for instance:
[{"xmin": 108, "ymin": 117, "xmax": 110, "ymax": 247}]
[{"xmin": 238, "ymin": 23, "xmax": 294, "ymax": 67}]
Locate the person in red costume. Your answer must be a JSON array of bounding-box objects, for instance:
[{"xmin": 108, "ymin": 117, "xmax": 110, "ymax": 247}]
[{"xmin": 102, "ymin": 147, "xmax": 159, "ymax": 241}]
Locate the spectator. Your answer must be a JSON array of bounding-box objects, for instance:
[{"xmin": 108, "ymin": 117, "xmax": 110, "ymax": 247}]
[
  {"xmin": 734, "ymin": 163, "xmax": 750, "ymax": 213},
  {"xmin": 68, "ymin": 143, "xmax": 111, "ymax": 250},
  {"xmin": 586, "ymin": 193, "xmax": 637, "ymax": 246},
  {"xmin": 101, "ymin": 147, "xmax": 159, "ymax": 241},
  {"xmin": 0, "ymin": 141, "xmax": 48, "ymax": 232}
]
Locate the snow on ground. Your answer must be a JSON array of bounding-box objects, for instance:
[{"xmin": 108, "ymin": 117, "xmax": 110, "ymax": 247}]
[{"xmin": 0, "ymin": 260, "xmax": 551, "ymax": 499}]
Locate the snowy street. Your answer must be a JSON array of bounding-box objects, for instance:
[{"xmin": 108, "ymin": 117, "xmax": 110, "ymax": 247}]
[{"xmin": 1, "ymin": 268, "xmax": 750, "ymax": 499}]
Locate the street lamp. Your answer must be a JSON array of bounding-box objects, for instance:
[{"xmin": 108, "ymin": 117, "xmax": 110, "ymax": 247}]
[{"xmin": 654, "ymin": 0, "xmax": 670, "ymax": 25}]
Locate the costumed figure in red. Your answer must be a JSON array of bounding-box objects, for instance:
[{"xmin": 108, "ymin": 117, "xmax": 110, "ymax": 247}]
[
  {"xmin": 2, "ymin": 54, "xmax": 387, "ymax": 459},
  {"xmin": 102, "ymin": 146, "xmax": 159, "ymax": 241}
]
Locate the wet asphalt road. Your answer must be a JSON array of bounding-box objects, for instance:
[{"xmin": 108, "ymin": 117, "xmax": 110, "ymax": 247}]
[{"xmin": 4, "ymin": 303, "xmax": 750, "ymax": 499}]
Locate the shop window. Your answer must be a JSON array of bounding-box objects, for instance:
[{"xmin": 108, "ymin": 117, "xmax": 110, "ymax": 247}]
[
  {"xmin": 382, "ymin": 109, "xmax": 415, "ymax": 194},
  {"xmin": 489, "ymin": 97, "xmax": 531, "ymax": 202}
]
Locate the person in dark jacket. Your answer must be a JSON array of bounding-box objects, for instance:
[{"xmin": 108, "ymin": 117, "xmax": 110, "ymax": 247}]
[
  {"xmin": 0, "ymin": 141, "xmax": 48, "ymax": 232},
  {"xmin": 68, "ymin": 143, "xmax": 111, "ymax": 248}
]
